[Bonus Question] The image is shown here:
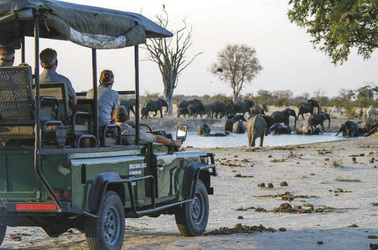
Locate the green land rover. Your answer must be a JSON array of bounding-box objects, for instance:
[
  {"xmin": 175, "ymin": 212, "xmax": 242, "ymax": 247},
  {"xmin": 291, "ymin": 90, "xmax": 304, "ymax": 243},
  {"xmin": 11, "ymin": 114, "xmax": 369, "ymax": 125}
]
[{"xmin": 0, "ymin": 1, "xmax": 216, "ymax": 249}]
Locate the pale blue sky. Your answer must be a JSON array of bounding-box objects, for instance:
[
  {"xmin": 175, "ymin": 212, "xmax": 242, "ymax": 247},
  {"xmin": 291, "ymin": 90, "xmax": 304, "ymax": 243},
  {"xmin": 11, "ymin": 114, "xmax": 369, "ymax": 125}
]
[{"xmin": 18, "ymin": 0, "xmax": 377, "ymax": 98}]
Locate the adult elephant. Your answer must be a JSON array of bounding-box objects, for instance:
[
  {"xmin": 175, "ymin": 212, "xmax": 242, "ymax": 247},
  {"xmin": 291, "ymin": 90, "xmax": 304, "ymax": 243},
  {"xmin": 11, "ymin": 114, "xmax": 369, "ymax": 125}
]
[
  {"xmin": 250, "ymin": 104, "xmax": 268, "ymax": 115},
  {"xmin": 187, "ymin": 102, "xmax": 205, "ymax": 118},
  {"xmin": 146, "ymin": 98, "xmax": 168, "ymax": 118},
  {"xmin": 225, "ymin": 114, "xmax": 246, "ymax": 132},
  {"xmin": 297, "ymin": 99, "xmax": 320, "ymax": 119},
  {"xmin": 210, "ymin": 100, "xmax": 233, "ymax": 119},
  {"xmin": 271, "ymin": 108, "xmax": 297, "ymax": 127},
  {"xmin": 203, "ymin": 104, "xmax": 212, "ymax": 118},
  {"xmin": 269, "ymin": 123, "xmax": 291, "ymax": 134},
  {"xmin": 246, "ymin": 115, "xmax": 266, "ymax": 147},
  {"xmin": 308, "ymin": 112, "xmax": 330, "ymax": 131},
  {"xmin": 197, "ymin": 123, "xmax": 229, "ymax": 137},
  {"xmin": 296, "ymin": 124, "xmax": 321, "ymax": 135},
  {"xmin": 120, "ymin": 98, "xmax": 136, "ymax": 115},
  {"xmin": 232, "ymin": 120, "xmax": 246, "ymax": 133},
  {"xmin": 197, "ymin": 123, "xmax": 211, "ymax": 136},
  {"xmin": 177, "ymin": 99, "xmax": 202, "ymax": 118},
  {"xmin": 232, "ymin": 100, "xmax": 254, "ymax": 116}
]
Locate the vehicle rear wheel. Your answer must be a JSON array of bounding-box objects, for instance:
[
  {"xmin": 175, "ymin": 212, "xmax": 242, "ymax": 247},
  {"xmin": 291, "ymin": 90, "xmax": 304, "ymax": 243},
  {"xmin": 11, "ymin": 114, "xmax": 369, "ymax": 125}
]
[
  {"xmin": 0, "ymin": 224, "xmax": 6, "ymax": 246},
  {"xmin": 175, "ymin": 180, "xmax": 209, "ymax": 236},
  {"xmin": 85, "ymin": 191, "xmax": 125, "ymax": 250}
]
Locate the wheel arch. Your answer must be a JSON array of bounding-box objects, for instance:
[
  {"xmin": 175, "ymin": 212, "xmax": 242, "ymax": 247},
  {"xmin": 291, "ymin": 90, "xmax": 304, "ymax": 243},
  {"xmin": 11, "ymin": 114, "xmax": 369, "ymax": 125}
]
[
  {"xmin": 89, "ymin": 172, "xmax": 125, "ymax": 212},
  {"xmin": 182, "ymin": 162, "xmax": 212, "ymax": 200}
]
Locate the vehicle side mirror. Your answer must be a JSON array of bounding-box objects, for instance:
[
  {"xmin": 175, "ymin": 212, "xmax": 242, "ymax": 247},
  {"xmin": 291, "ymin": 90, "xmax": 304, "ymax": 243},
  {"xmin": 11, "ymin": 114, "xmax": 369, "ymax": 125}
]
[{"xmin": 176, "ymin": 124, "xmax": 187, "ymax": 142}]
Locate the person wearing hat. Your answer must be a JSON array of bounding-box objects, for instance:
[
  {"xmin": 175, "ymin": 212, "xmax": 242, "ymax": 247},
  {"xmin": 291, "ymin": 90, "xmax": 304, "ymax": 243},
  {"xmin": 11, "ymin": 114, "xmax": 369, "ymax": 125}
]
[
  {"xmin": 0, "ymin": 45, "xmax": 15, "ymax": 66},
  {"xmin": 87, "ymin": 69, "xmax": 119, "ymax": 127},
  {"xmin": 114, "ymin": 106, "xmax": 182, "ymax": 147}
]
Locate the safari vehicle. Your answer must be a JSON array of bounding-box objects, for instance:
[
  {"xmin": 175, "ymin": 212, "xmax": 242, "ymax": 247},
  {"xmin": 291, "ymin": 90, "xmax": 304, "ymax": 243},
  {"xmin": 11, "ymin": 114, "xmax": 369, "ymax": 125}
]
[{"xmin": 0, "ymin": 1, "xmax": 216, "ymax": 249}]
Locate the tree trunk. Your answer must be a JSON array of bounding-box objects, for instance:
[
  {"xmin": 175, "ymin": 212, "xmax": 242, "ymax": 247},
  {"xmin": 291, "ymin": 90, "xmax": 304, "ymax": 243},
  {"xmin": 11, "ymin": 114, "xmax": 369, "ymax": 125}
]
[{"xmin": 163, "ymin": 74, "xmax": 175, "ymax": 116}]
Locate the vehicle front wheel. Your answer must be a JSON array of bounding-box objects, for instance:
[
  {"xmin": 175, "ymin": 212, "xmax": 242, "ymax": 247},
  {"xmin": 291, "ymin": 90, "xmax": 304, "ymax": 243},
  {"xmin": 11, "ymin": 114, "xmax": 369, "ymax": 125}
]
[
  {"xmin": 175, "ymin": 180, "xmax": 209, "ymax": 236},
  {"xmin": 85, "ymin": 191, "xmax": 125, "ymax": 250},
  {"xmin": 0, "ymin": 224, "xmax": 6, "ymax": 246}
]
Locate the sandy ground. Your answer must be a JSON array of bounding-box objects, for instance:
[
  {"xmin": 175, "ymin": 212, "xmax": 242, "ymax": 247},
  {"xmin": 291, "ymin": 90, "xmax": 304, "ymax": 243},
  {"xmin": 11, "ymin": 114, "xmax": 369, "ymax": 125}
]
[{"xmin": 1, "ymin": 115, "xmax": 378, "ymax": 250}]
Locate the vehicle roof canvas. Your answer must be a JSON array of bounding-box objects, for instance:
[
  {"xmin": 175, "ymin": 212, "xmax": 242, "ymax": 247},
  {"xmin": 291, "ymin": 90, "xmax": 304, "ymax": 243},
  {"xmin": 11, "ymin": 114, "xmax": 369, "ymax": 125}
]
[{"xmin": 0, "ymin": 0, "xmax": 172, "ymax": 49}]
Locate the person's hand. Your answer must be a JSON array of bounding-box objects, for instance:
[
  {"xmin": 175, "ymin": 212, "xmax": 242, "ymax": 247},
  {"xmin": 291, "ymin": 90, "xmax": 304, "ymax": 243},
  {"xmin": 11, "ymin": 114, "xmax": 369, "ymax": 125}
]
[{"xmin": 172, "ymin": 139, "xmax": 182, "ymax": 147}]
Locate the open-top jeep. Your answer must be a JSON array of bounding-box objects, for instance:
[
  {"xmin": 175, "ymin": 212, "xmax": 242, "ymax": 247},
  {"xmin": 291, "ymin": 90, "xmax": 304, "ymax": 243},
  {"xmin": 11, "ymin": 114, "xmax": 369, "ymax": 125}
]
[{"xmin": 0, "ymin": 1, "xmax": 216, "ymax": 249}]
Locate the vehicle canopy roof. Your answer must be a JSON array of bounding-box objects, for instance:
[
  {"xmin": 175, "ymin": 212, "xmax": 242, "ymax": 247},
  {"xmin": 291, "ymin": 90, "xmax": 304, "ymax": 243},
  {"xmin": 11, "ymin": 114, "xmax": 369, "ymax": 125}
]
[{"xmin": 0, "ymin": 0, "xmax": 172, "ymax": 49}]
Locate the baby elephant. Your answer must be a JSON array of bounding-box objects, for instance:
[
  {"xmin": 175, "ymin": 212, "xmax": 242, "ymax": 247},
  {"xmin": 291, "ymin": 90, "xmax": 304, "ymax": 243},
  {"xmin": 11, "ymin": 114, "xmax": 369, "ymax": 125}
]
[{"xmin": 141, "ymin": 107, "xmax": 150, "ymax": 119}]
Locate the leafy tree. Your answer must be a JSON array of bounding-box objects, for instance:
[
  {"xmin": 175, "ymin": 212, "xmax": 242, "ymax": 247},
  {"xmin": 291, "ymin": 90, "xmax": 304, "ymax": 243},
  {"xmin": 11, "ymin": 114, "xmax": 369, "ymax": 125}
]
[
  {"xmin": 272, "ymin": 90, "xmax": 293, "ymax": 107},
  {"xmin": 356, "ymin": 84, "xmax": 375, "ymax": 107},
  {"xmin": 288, "ymin": 0, "xmax": 378, "ymax": 64},
  {"xmin": 145, "ymin": 6, "xmax": 202, "ymax": 115},
  {"xmin": 211, "ymin": 44, "xmax": 263, "ymax": 102},
  {"xmin": 210, "ymin": 93, "xmax": 231, "ymax": 102},
  {"xmin": 254, "ymin": 90, "xmax": 273, "ymax": 106}
]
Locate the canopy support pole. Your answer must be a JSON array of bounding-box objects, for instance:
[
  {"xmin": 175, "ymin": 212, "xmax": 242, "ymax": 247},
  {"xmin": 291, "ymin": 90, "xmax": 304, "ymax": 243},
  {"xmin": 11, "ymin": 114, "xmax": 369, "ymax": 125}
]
[
  {"xmin": 92, "ymin": 49, "xmax": 99, "ymax": 147},
  {"xmin": 134, "ymin": 45, "xmax": 140, "ymax": 145}
]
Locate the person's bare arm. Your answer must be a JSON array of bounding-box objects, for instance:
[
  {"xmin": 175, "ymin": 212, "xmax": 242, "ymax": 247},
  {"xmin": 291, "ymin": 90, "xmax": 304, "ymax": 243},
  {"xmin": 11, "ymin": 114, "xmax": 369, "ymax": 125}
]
[
  {"xmin": 155, "ymin": 135, "xmax": 182, "ymax": 147},
  {"xmin": 70, "ymin": 97, "xmax": 77, "ymax": 105}
]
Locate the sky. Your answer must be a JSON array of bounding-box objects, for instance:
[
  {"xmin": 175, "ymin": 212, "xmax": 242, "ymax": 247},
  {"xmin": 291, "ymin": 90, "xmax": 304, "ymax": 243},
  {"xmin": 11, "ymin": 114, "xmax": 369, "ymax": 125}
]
[{"xmin": 18, "ymin": 0, "xmax": 377, "ymax": 98}]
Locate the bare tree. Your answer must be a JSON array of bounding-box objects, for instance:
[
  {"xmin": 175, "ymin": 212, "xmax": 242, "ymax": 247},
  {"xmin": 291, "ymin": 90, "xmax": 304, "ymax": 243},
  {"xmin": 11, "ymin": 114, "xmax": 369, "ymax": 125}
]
[
  {"xmin": 211, "ymin": 44, "xmax": 262, "ymax": 102},
  {"xmin": 144, "ymin": 6, "xmax": 202, "ymax": 116}
]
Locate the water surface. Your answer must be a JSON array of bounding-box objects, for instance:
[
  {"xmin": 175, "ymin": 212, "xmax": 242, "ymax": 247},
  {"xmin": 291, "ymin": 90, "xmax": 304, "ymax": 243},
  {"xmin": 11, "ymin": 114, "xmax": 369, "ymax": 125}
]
[{"xmin": 180, "ymin": 131, "xmax": 358, "ymax": 148}]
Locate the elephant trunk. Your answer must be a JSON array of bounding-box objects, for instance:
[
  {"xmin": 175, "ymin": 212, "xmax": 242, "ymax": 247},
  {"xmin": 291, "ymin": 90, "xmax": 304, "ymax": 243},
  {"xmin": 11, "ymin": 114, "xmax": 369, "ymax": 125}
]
[{"xmin": 328, "ymin": 118, "xmax": 331, "ymax": 128}]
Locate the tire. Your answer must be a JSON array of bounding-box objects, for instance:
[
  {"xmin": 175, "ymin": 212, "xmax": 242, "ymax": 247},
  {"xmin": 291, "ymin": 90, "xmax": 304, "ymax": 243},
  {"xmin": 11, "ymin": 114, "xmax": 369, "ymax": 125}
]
[
  {"xmin": 175, "ymin": 180, "xmax": 209, "ymax": 236},
  {"xmin": 85, "ymin": 191, "xmax": 125, "ymax": 250},
  {"xmin": 0, "ymin": 224, "xmax": 6, "ymax": 246}
]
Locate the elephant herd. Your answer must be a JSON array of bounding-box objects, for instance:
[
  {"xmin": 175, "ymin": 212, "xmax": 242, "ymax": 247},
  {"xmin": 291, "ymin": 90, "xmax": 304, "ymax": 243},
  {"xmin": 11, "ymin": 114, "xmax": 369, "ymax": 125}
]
[
  {"xmin": 120, "ymin": 97, "xmax": 377, "ymax": 147},
  {"xmin": 120, "ymin": 98, "xmax": 168, "ymax": 119}
]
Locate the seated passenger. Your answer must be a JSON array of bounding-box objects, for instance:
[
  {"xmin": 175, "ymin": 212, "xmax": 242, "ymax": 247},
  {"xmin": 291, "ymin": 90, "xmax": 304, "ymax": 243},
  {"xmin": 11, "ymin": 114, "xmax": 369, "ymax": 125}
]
[
  {"xmin": 86, "ymin": 70, "xmax": 119, "ymax": 127},
  {"xmin": 39, "ymin": 48, "xmax": 77, "ymax": 118},
  {"xmin": 114, "ymin": 106, "xmax": 182, "ymax": 147},
  {"xmin": 0, "ymin": 45, "xmax": 15, "ymax": 66}
]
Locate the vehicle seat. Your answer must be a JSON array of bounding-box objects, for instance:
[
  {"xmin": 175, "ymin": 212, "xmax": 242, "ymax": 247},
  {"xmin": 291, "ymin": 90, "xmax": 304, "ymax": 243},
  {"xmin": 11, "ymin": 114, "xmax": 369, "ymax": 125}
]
[
  {"xmin": 37, "ymin": 82, "xmax": 95, "ymax": 147},
  {"xmin": 0, "ymin": 66, "xmax": 35, "ymax": 143}
]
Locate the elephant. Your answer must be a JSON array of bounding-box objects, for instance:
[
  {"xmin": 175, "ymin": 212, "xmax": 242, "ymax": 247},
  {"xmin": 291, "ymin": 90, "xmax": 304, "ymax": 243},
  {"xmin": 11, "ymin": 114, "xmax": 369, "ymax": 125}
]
[
  {"xmin": 232, "ymin": 120, "xmax": 246, "ymax": 133},
  {"xmin": 308, "ymin": 112, "xmax": 330, "ymax": 131},
  {"xmin": 187, "ymin": 102, "xmax": 205, "ymax": 118},
  {"xmin": 344, "ymin": 120, "xmax": 360, "ymax": 137},
  {"xmin": 210, "ymin": 100, "xmax": 233, "ymax": 119},
  {"xmin": 269, "ymin": 123, "xmax": 291, "ymax": 134},
  {"xmin": 232, "ymin": 100, "xmax": 254, "ymax": 116},
  {"xmin": 140, "ymin": 107, "xmax": 150, "ymax": 119},
  {"xmin": 120, "ymin": 98, "xmax": 136, "ymax": 115},
  {"xmin": 250, "ymin": 104, "xmax": 268, "ymax": 115},
  {"xmin": 297, "ymin": 99, "xmax": 320, "ymax": 119},
  {"xmin": 177, "ymin": 99, "xmax": 202, "ymax": 118},
  {"xmin": 296, "ymin": 124, "xmax": 321, "ymax": 135},
  {"xmin": 197, "ymin": 123, "xmax": 229, "ymax": 137},
  {"xmin": 336, "ymin": 122, "xmax": 347, "ymax": 136},
  {"xmin": 225, "ymin": 114, "xmax": 246, "ymax": 132},
  {"xmin": 262, "ymin": 115, "xmax": 275, "ymax": 134},
  {"xmin": 246, "ymin": 115, "xmax": 267, "ymax": 147},
  {"xmin": 271, "ymin": 108, "xmax": 297, "ymax": 127},
  {"xmin": 145, "ymin": 98, "xmax": 168, "ymax": 118},
  {"xmin": 203, "ymin": 104, "xmax": 212, "ymax": 118},
  {"xmin": 197, "ymin": 123, "xmax": 211, "ymax": 136}
]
